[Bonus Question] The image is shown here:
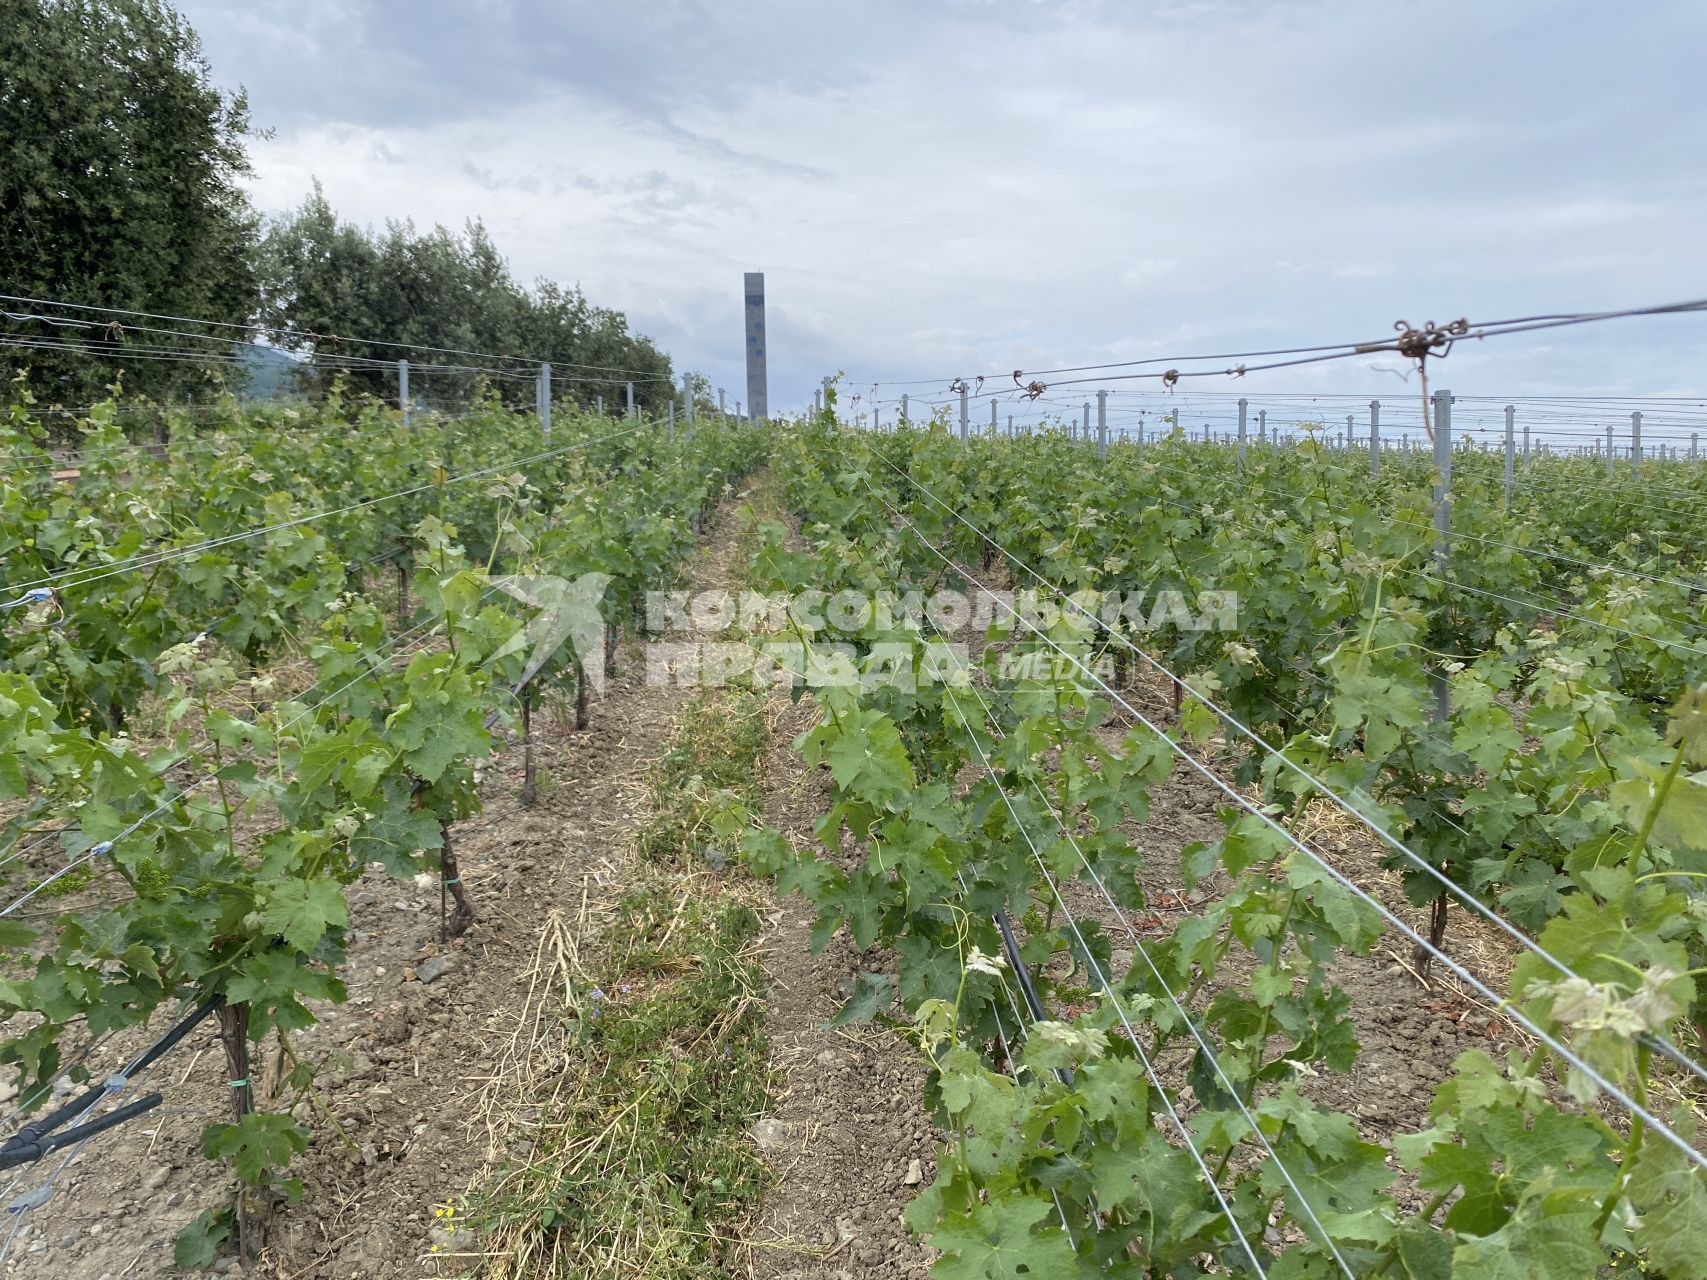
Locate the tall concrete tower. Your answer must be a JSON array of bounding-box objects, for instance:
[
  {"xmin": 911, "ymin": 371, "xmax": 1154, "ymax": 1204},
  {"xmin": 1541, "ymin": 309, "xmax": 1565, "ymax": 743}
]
[{"xmin": 743, "ymin": 271, "xmax": 767, "ymax": 421}]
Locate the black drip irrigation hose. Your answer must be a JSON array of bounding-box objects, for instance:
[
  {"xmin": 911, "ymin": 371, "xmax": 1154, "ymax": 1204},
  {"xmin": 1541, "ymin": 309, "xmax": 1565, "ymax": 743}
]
[
  {"xmin": 0, "ymin": 1095, "xmax": 163, "ymax": 1170},
  {"xmin": 0, "ymin": 996, "xmax": 220, "ymax": 1164},
  {"xmin": 995, "ymin": 908, "xmax": 1048, "ymax": 1023},
  {"xmin": 993, "ymin": 907, "xmax": 1076, "ymax": 1086}
]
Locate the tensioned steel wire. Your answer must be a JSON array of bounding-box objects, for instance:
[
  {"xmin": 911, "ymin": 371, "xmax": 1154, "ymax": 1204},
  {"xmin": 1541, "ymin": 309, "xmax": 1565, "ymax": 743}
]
[
  {"xmin": 867, "ymin": 473, "xmax": 1707, "ymax": 1169},
  {"xmin": 973, "ymin": 437, "xmax": 1707, "ymax": 654},
  {"xmin": 1126, "ymin": 448, "xmax": 1707, "ymax": 598},
  {"xmin": 858, "ymin": 437, "xmax": 1707, "ymax": 1114},
  {"xmin": 847, "ymin": 296, "xmax": 1707, "ymax": 393},
  {"xmin": 0, "ymin": 421, "xmax": 654, "ymax": 597},
  {"xmin": 0, "ymin": 417, "xmax": 665, "ymax": 910},
  {"xmin": 1112, "ymin": 452, "xmax": 1707, "ymax": 639},
  {"xmin": 931, "ymin": 641, "xmax": 1354, "ymax": 1276},
  {"xmin": 0, "ymin": 293, "xmax": 675, "ymax": 381}
]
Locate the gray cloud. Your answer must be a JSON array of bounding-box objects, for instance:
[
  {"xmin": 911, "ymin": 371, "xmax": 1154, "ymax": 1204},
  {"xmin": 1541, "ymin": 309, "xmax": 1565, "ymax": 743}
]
[{"xmin": 175, "ymin": 0, "xmax": 1707, "ymax": 418}]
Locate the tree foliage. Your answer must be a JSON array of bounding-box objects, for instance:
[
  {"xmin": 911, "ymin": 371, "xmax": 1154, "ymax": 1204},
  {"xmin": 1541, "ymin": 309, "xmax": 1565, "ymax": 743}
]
[
  {"xmin": 2, "ymin": 2, "xmax": 678, "ymax": 416},
  {"xmin": 0, "ymin": 0, "xmax": 262, "ymax": 402},
  {"xmin": 255, "ymin": 186, "xmax": 677, "ymax": 412}
]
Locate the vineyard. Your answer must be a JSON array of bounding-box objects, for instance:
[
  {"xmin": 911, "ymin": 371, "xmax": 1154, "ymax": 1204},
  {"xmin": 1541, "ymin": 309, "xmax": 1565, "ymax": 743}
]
[
  {"xmin": 0, "ymin": 382, "xmax": 767, "ymax": 1269},
  {"xmin": 0, "ymin": 366, "xmax": 1705, "ymax": 1278},
  {"xmin": 732, "ymin": 392, "xmax": 1707, "ymax": 1278}
]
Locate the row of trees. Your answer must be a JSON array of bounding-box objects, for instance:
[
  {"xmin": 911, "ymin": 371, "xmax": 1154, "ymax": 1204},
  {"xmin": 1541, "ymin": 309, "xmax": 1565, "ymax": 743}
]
[{"xmin": 0, "ymin": 0, "xmax": 677, "ymax": 411}]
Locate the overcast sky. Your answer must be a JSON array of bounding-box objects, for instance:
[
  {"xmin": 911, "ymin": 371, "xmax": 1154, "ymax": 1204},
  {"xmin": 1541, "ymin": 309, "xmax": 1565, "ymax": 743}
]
[{"xmin": 176, "ymin": 0, "xmax": 1707, "ymax": 441}]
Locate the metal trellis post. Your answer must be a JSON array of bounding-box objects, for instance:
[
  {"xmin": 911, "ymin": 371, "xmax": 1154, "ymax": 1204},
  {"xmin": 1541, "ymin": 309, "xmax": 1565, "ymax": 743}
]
[
  {"xmin": 1370, "ymin": 400, "xmax": 1380, "ymax": 478},
  {"xmin": 1503, "ymin": 404, "xmax": 1515, "ymax": 505},
  {"xmin": 540, "ymin": 364, "xmax": 552, "ymax": 441},
  {"xmin": 1431, "ymin": 389, "xmax": 1453, "ymax": 722},
  {"xmin": 1237, "ymin": 398, "xmax": 1247, "ymax": 473},
  {"xmin": 1096, "ymin": 390, "xmax": 1108, "ymax": 461}
]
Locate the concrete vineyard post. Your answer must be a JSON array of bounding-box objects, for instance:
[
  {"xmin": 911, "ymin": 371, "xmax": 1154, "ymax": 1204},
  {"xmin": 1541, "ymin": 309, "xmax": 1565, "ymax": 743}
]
[
  {"xmin": 990, "ymin": 400, "xmax": 997, "ymax": 438},
  {"xmin": 1632, "ymin": 411, "xmax": 1643, "ymax": 476},
  {"xmin": 1607, "ymin": 423, "xmax": 1614, "ymax": 477},
  {"xmin": 1237, "ymin": 398, "xmax": 1247, "ymax": 474},
  {"xmin": 900, "ymin": 394, "xmax": 909, "ymax": 424},
  {"xmin": 1096, "ymin": 390, "xmax": 1108, "ymax": 461},
  {"xmin": 539, "ymin": 364, "xmax": 552, "ymax": 441},
  {"xmin": 683, "ymin": 372, "xmax": 695, "ymax": 424},
  {"xmin": 1431, "ymin": 390, "xmax": 1454, "ymax": 722},
  {"xmin": 959, "ymin": 384, "xmax": 969, "ymax": 446},
  {"xmin": 626, "ymin": 382, "xmax": 635, "ymax": 419},
  {"xmin": 1503, "ymin": 404, "xmax": 1515, "ymax": 505},
  {"xmin": 1370, "ymin": 399, "xmax": 1380, "ymax": 478},
  {"xmin": 398, "ymin": 360, "xmax": 410, "ymax": 428}
]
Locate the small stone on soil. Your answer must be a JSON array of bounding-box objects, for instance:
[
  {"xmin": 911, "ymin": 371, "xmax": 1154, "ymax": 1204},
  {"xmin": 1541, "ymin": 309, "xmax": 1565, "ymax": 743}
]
[{"xmin": 416, "ymin": 956, "xmax": 451, "ymax": 984}]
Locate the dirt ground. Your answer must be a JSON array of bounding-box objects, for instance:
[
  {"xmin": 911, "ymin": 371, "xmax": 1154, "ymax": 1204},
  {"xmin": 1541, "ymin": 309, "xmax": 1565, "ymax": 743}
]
[
  {"xmin": 0, "ymin": 496, "xmax": 934, "ymax": 1280},
  {"xmin": 738, "ymin": 692, "xmax": 937, "ymax": 1280}
]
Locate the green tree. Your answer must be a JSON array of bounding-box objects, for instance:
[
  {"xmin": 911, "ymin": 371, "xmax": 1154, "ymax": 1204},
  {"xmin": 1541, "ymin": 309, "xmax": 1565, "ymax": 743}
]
[
  {"xmin": 256, "ymin": 188, "xmax": 676, "ymax": 414},
  {"xmin": 0, "ymin": 0, "xmax": 262, "ymax": 403}
]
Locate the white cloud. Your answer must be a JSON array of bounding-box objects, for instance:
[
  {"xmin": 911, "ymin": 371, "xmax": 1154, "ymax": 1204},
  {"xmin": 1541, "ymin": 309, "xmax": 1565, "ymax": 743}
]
[{"xmin": 176, "ymin": 0, "xmax": 1707, "ymax": 424}]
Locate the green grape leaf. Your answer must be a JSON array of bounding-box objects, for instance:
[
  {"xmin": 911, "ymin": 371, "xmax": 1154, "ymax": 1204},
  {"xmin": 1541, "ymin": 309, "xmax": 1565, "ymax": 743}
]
[
  {"xmin": 173, "ymin": 1206, "xmax": 233, "ymax": 1269},
  {"xmin": 1668, "ymin": 684, "xmax": 1707, "ymax": 766},
  {"xmin": 1449, "ymin": 1185, "xmax": 1602, "ymax": 1280},
  {"xmin": 260, "ymin": 879, "xmax": 349, "ymax": 954},
  {"xmin": 1393, "ymin": 1222, "xmax": 1452, "ymax": 1279},
  {"xmin": 1610, "ymin": 757, "xmax": 1707, "ymax": 853},
  {"xmin": 929, "ymin": 1193, "xmax": 1079, "ymax": 1280},
  {"xmin": 831, "ymin": 971, "xmax": 895, "ymax": 1026},
  {"xmin": 1625, "ymin": 1115, "xmax": 1707, "ymax": 1279},
  {"xmin": 0, "ymin": 920, "xmax": 36, "ymax": 950},
  {"xmin": 200, "ymin": 1111, "xmax": 308, "ymax": 1185}
]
